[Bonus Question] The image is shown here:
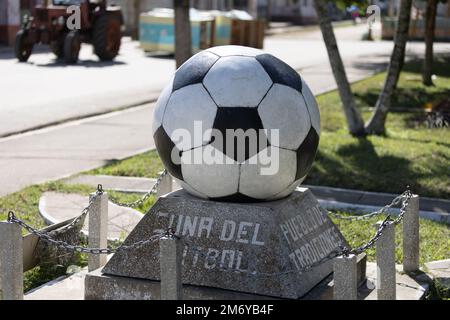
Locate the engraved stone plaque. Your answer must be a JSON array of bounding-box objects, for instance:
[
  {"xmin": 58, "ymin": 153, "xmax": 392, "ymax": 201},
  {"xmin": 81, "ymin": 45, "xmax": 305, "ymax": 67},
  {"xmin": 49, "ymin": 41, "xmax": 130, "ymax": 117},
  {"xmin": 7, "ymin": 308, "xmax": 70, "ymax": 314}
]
[{"xmin": 102, "ymin": 188, "xmax": 347, "ymax": 298}]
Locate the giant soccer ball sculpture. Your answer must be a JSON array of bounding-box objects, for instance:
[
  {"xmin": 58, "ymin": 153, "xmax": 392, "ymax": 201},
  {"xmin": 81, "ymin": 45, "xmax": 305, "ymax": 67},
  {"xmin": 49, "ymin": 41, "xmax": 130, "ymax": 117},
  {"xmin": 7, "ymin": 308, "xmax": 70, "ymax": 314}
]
[{"xmin": 153, "ymin": 45, "xmax": 320, "ymax": 202}]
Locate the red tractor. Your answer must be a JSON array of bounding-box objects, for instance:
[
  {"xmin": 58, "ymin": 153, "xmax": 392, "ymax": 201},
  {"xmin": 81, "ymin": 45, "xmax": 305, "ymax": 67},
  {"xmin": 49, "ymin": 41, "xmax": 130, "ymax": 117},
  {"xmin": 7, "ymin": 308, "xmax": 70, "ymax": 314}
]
[{"xmin": 15, "ymin": 0, "xmax": 123, "ymax": 64}]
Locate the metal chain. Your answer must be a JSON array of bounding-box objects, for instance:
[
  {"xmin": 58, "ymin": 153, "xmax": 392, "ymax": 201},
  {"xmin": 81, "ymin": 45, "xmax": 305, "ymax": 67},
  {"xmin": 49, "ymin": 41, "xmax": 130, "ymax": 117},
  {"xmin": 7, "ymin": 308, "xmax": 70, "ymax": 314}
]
[
  {"xmin": 326, "ymin": 189, "xmax": 410, "ymax": 221},
  {"xmin": 346, "ymin": 189, "xmax": 412, "ymax": 255},
  {"xmin": 176, "ymin": 190, "xmax": 413, "ymax": 278},
  {"xmin": 49, "ymin": 186, "xmax": 102, "ymax": 235},
  {"xmin": 107, "ymin": 169, "xmax": 168, "ymax": 208},
  {"xmin": 4, "ymin": 171, "xmax": 169, "ymax": 254},
  {"xmin": 5, "ymin": 188, "xmax": 413, "ymax": 277},
  {"xmin": 7, "ymin": 211, "xmax": 167, "ymax": 254}
]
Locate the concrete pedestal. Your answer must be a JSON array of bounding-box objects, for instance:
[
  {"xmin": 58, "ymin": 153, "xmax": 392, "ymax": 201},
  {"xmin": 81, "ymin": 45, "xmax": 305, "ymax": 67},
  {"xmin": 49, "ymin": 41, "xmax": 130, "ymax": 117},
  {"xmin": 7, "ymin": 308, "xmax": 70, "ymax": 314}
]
[{"xmin": 85, "ymin": 188, "xmax": 348, "ymax": 299}]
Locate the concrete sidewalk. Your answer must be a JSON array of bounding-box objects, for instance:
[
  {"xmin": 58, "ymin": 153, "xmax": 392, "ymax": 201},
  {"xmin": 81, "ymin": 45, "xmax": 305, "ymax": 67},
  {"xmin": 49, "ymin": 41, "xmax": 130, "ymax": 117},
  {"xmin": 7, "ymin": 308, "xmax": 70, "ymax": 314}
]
[{"xmin": 0, "ymin": 104, "xmax": 155, "ymax": 197}]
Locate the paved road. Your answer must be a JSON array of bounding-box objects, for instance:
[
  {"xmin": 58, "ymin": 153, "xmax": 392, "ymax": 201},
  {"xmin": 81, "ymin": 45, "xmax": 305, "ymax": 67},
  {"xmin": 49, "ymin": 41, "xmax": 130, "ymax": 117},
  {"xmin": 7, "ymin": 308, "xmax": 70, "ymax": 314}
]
[
  {"xmin": 2, "ymin": 24, "xmax": 449, "ymax": 137},
  {"xmin": 1, "ymin": 24, "xmax": 449, "ymax": 196}
]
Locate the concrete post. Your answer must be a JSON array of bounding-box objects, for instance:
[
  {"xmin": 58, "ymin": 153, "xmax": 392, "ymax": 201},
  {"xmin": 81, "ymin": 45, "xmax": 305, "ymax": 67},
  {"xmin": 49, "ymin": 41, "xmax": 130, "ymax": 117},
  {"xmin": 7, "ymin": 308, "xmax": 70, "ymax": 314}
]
[
  {"xmin": 160, "ymin": 235, "xmax": 182, "ymax": 300},
  {"xmin": 403, "ymin": 195, "xmax": 420, "ymax": 273},
  {"xmin": 333, "ymin": 254, "xmax": 358, "ymax": 300},
  {"xmin": 375, "ymin": 221, "xmax": 396, "ymax": 300},
  {"xmin": 0, "ymin": 222, "xmax": 24, "ymax": 300},
  {"xmin": 88, "ymin": 192, "xmax": 108, "ymax": 272},
  {"xmin": 157, "ymin": 171, "xmax": 173, "ymax": 198}
]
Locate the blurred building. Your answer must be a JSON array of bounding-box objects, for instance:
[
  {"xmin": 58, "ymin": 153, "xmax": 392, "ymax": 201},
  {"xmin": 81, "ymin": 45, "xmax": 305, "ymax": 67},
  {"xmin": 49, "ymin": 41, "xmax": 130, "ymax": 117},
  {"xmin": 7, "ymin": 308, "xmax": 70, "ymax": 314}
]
[
  {"xmin": 0, "ymin": 0, "xmax": 20, "ymax": 46},
  {"xmin": 269, "ymin": 0, "xmax": 319, "ymax": 24},
  {"xmin": 381, "ymin": 0, "xmax": 450, "ymax": 40},
  {"xmin": 0, "ymin": 0, "xmax": 43, "ymax": 46}
]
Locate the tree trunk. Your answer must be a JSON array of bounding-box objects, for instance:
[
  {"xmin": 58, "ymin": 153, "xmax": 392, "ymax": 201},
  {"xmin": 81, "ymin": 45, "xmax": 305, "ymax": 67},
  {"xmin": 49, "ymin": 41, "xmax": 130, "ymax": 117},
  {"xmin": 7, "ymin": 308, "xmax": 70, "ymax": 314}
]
[
  {"xmin": 132, "ymin": 0, "xmax": 140, "ymax": 40},
  {"xmin": 422, "ymin": 0, "xmax": 438, "ymax": 86},
  {"xmin": 266, "ymin": 0, "xmax": 272, "ymax": 28},
  {"xmin": 174, "ymin": 0, "xmax": 192, "ymax": 68},
  {"xmin": 367, "ymin": 0, "xmax": 374, "ymax": 41},
  {"xmin": 313, "ymin": 0, "xmax": 366, "ymax": 136},
  {"xmin": 248, "ymin": 0, "xmax": 258, "ymax": 19},
  {"xmin": 365, "ymin": 0, "xmax": 413, "ymax": 135}
]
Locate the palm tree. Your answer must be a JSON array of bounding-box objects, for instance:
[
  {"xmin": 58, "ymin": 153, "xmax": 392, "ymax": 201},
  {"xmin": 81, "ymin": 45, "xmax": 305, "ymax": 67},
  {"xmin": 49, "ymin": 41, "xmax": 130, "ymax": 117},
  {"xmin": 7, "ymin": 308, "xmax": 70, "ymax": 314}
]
[
  {"xmin": 313, "ymin": 0, "xmax": 366, "ymax": 136},
  {"xmin": 422, "ymin": 0, "xmax": 438, "ymax": 86},
  {"xmin": 365, "ymin": 0, "xmax": 413, "ymax": 135}
]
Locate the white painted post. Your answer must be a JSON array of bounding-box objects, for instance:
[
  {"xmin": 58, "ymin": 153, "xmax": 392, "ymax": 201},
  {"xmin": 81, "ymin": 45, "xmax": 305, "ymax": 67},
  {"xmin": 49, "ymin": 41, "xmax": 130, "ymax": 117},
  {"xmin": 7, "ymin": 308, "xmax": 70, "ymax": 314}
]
[
  {"xmin": 403, "ymin": 195, "xmax": 420, "ymax": 273},
  {"xmin": 157, "ymin": 171, "xmax": 173, "ymax": 198},
  {"xmin": 375, "ymin": 221, "xmax": 396, "ymax": 300},
  {"xmin": 159, "ymin": 235, "xmax": 182, "ymax": 300},
  {"xmin": 0, "ymin": 221, "xmax": 24, "ymax": 300},
  {"xmin": 88, "ymin": 192, "xmax": 108, "ymax": 272},
  {"xmin": 333, "ymin": 254, "xmax": 358, "ymax": 300}
]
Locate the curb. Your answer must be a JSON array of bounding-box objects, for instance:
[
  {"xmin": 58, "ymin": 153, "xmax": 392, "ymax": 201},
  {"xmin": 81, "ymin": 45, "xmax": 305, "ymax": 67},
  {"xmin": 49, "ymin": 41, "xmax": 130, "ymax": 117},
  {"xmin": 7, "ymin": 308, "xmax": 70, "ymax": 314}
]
[
  {"xmin": 59, "ymin": 174, "xmax": 450, "ymax": 224},
  {"xmin": 0, "ymin": 96, "xmax": 159, "ymax": 139}
]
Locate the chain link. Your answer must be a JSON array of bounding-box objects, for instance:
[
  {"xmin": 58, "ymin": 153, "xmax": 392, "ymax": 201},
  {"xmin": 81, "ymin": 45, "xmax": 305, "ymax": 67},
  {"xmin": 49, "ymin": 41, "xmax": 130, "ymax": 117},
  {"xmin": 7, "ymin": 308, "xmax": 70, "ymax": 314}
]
[
  {"xmin": 49, "ymin": 186, "xmax": 103, "ymax": 235},
  {"xmin": 107, "ymin": 170, "xmax": 168, "ymax": 208},
  {"xmin": 7, "ymin": 211, "xmax": 168, "ymax": 254},
  {"xmin": 326, "ymin": 190, "xmax": 409, "ymax": 221},
  {"xmin": 346, "ymin": 189, "xmax": 412, "ymax": 255},
  {"xmin": 5, "ymin": 186, "xmax": 413, "ymax": 277}
]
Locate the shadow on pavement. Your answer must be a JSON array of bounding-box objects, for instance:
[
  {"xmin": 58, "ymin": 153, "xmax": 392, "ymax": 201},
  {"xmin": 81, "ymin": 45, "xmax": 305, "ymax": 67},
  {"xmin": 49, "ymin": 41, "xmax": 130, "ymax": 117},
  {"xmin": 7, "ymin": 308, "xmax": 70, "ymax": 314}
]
[
  {"xmin": 144, "ymin": 52, "xmax": 174, "ymax": 60},
  {"xmin": 33, "ymin": 59, "xmax": 127, "ymax": 68}
]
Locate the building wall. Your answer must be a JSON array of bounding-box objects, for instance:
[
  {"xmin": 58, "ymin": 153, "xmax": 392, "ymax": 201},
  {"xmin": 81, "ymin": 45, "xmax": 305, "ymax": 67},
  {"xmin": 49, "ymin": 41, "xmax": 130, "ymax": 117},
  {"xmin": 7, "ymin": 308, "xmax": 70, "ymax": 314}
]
[
  {"xmin": 0, "ymin": 0, "xmax": 21, "ymax": 45},
  {"xmin": 270, "ymin": 0, "xmax": 320, "ymax": 24},
  {"xmin": 109, "ymin": 0, "xmax": 235, "ymax": 36}
]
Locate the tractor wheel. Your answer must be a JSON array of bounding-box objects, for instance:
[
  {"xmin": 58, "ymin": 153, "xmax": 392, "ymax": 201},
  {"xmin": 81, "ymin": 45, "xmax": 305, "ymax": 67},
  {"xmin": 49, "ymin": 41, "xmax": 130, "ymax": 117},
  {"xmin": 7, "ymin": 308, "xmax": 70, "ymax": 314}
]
[
  {"xmin": 93, "ymin": 14, "xmax": 122, "ymax": 61},
  {"xmin": 15, "ymin": 30, "xmax": 33, "ymax": 62},
  {"xmin": 50, "ymin": 36, "xmax": 65, "ymax": 59},
  {"xmin": 64, "ymin": 31, "xmax": 81, "ymax": 64}
]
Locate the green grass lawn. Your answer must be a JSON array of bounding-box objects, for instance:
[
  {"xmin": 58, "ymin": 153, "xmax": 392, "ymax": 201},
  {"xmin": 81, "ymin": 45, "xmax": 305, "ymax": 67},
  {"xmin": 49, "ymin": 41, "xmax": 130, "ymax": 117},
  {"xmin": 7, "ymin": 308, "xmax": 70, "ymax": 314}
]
[
  {"xmin": 331, "ymin": 212, "xmax": 449, "ymax": 266},
  {"xmin": 312, "ymin": 56, "xmax": 450, "ymax": 199},
  {"xmin": 1, "ymin": 57, "xmax": 449, "ymax": 294}
]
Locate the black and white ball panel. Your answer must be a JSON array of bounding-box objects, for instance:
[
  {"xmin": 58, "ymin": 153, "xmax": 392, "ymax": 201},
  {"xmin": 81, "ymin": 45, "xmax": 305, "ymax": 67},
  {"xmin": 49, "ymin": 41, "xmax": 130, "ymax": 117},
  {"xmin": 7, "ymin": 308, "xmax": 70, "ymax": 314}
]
[
  {"xmin": 203, "ymin": 56, "xmax": 272, "ymax": 108},
  {"xmin": 153, "ymin": 125, "xmax": 183, "ymax": 181},
  {"xmin": 255, "ymin": 54, "xmax": 303, "ymax": 93},
  {"xmin": 295, "ymin": 127, "xmax": 320, "ymax": 181},
  {"xmin": 152, "ymin": 76, "xmax": 173, "ymax": 135},
  {"xmin": 239, "ymin": 147, "xmax": 297, "ymax": 199},
  {"xmin": 301, "ymin": 79, "xmax": 321, "ymax": 135},
  {"xmin": 258, "ymin": 84, "xmax": 311, "ymax": 150},
  {"xmin": 173, "ymin": 51, "xmax": 220, "ymax": 91},
  {"xmin": 162, "ymin": 83, "xmax": 217, "ymax": 151},
  {"xmin": 181, "ymin": 145, "xmax": 240, "ymax": 198},
  {"xmin": 153, "ymin": 46, "xmax": 320, "ymax": 202},
  {"xmin": 206, "ymin": 45, "xmax": 263, "ymax": 57},
  {"xmin": 176, "ymin": 178, "xmax": 208, "ymax": 199},
  {"xmin": 211, "ymin": 107, "xmax": 268, "ymax": 163},
  {"xmin": 266, "ymin": 178, "xmax": 305, "ymax": 201}
]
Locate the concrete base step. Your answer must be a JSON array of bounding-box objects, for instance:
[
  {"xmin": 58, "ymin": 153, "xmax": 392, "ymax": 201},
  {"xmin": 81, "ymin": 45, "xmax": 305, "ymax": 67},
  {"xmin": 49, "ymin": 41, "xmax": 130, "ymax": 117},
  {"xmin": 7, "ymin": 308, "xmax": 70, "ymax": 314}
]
[{"xmin": 25, "ymin": 262, "xmax": 431, "ymax": 300}]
